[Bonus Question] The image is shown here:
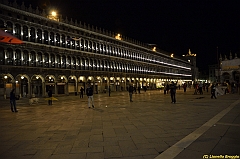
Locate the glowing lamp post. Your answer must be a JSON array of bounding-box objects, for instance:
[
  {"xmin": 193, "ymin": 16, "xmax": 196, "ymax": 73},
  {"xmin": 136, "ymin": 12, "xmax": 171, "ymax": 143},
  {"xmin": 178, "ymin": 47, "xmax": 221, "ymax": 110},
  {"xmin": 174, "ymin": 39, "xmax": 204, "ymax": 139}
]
[
  {"xmin": 115, "ymin": 34, "xmax": 122, "ymax": 40},
  {"xmin": 47, "ymin": 11, "xmax": 59, "ymax": 21}
]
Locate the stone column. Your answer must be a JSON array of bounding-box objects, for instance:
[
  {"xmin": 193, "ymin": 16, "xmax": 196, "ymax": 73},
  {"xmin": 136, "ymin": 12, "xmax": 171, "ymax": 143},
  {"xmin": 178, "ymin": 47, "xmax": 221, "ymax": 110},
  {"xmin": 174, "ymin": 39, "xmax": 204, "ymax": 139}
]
[
  {"xmin": 4, "ymin": 49, "xmax": 7, "ymax": 65},
  {"xmin": 65, "ymin": 83, "xmax": 69, "ymax": 95},
  {"xmin": 60, "ymin": 35, "xmax": 62, "ymax": 47},
  {"xmin": 60, "ymin": 56, "xmax": 63, "ymax": 68},
  {"xmin": 13, "ymin": 50, "xmax": 16, "ymax": 66},
  {"xmin": 54, "ymin": 34, "xmax": 57, "ymax": 46},
  {"xmin": 28, "ymin": 81, "xmax": 31, "ymax": 98},
  {"xmin": 28, "ymin": 52, "xmax": 31, "ymax": 66},
  {"xmin": 54, "ymin": 82, "xmax": 57, "ymax": 96},
  {"xmin": 42, "ymin": 54, "xmax": 45, "ymax": 67},
  {"xmin": 28, "ymin": 28, "xmax": 31, "ymax": 41},
  {"xmin": 19, "ymin": 79, "xmax": 22, "ymax": 98},
  {"xmin": 20, "ymin": 26, "xmax": 23, "ymax": 40},
  {"xmin": 42, "ymin": 82, "xmax": 46, "ymax": 97},
  {"xmin": 34, "ymin": 28, "xmax": 37, "ymax": 43},
  {"xmin": 42, "ymin": 31, "xmax": 44, "ymax": 44}
]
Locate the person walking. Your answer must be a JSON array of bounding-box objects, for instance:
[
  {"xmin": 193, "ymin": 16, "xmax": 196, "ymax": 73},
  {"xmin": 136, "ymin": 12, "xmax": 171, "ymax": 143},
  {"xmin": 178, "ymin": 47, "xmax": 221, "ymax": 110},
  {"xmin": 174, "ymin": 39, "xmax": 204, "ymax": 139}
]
[
  {"xmin": 48, "ymin": 89, "xmax": 52, "ymax": 105},
  {"xmin": 80, "ymin": 87, "xmax": 84, "ymax": 98},
  {"xmin": 206, "ymin": 83, "xmax": 209, "ymax": 92},
  {"xmin": 129, "ymin": 84, "xmax": 134, "ymax": 102},
  {"xmin": 170, "ymin": 81, "xmax": 177, "ymax": 103},
  {"xmin": 86, "ymin": 84, "xmax": 94, "ymax": 108},
  {"xmin": 193, "ymin": 83, "xmax": 198, "ymax": 95},
  {"xmin": 10, "ymin": 89, "xmax": 18, "ymax": 112},
  {"xmin": 211, "ymin": 84, "xmax": 217, "ymax": 99},
  {"xmin": 166, "ymin": 84, "xmax": 170, "ymax": 94},
  {"xmin": 183, "ymin": 83, "xmax": 187, "ymax": 92}
]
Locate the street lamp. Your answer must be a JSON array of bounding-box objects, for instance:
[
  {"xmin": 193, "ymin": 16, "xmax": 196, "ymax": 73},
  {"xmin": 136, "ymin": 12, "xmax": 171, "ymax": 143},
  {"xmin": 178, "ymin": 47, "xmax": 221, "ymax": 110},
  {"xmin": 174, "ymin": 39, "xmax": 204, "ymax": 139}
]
[
  {"xmin": 51, "ymin": 11, "xmax": 56, "ymax": 17},
  {"xmin": 47, "ymin": 10, "xmax": 59, "ymax": 21},
  {"xmin": 152, "ymin": 47, "xmax": 156, "ymax": 52},
  {"xmin": 115, "ymin": 34, "xmax": 122, "ymax": 40}
]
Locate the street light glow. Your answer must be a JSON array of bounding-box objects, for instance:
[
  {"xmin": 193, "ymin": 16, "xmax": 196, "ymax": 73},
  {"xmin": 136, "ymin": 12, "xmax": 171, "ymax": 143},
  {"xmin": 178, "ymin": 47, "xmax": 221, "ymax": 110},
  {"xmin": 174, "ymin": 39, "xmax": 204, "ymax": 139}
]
[
  {"xmin": 152, "ymin": 47, "xmax": 156, "ymax": 51},
  {"xmin": 115, "ymin": 34, "xmax": 122, "ymax": 40},
  {"xmin": 47, "ymin": 10, "xmax": 59, "ymax": 21},
  {"xmin": 51, "ymin": 11, "xmax": 57, "ymax": 16}
]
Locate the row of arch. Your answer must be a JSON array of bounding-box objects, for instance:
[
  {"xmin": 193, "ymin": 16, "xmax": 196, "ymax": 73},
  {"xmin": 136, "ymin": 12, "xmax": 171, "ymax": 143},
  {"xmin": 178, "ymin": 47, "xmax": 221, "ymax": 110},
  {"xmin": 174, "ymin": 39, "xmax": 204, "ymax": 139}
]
[
  {"xmin": 1, "ymin": 73, "xmax": 181, "ymax": 98},
  {"xmin": 0, "ymin": 19, "xmax": 191, "ymax": 71},
  {"xmin": 221, "ymin": 71, "xmax": 240, "ymax": 83},
  {"xmin": 0, "ymin": 47, "xmax": 192, "ymax": 76}
]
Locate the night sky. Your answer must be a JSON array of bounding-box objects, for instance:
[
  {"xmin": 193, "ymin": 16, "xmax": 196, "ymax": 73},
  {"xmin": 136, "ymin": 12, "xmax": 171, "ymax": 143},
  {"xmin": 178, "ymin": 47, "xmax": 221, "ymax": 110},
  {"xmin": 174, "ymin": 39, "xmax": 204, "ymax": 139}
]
[{"xmin": 15, "ymin": 0, "xmax": 240, "ymax": 71}]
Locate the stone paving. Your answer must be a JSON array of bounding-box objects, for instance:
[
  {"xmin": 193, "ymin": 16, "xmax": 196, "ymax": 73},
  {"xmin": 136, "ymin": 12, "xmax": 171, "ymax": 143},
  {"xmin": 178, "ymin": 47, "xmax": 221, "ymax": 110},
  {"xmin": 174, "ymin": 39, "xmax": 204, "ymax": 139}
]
[{"xmin": 0, "ymin": 88, "xmax": 239, "ymax": 159}]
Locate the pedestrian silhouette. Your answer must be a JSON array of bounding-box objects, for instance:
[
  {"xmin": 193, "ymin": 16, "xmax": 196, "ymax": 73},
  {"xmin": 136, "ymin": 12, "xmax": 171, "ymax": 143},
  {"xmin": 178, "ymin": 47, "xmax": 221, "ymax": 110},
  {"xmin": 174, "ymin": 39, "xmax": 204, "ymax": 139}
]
[
  {"xmin": 86, "ymin": 84, "xmax": 94, "ymax": 108},
  {"xmin": 129, "ymin": 84, "xmax": 134, "ymax": 102},
  {"xmin": 10, "ymin": 89, "xmax": 18, "ymax": 112},
  {"xmin": 80, "ymin": 87, "xmax": 84, "ymax": 98}
]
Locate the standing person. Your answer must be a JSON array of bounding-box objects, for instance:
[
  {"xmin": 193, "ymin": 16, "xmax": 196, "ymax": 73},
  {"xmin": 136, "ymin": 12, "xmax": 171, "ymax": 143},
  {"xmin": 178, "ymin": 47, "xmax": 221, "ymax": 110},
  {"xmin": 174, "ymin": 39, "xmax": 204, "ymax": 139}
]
[
  {"xmin": 170, "ymin": 81, "xmax": 177, "ymax": 103},
  {"xmin": 80, "ymin": 87, "xmax": 84, "ymax": 98},
  {"xmin": 10, "ymin": 89, "xmax": 17, "ymax": 112},
  {"xmin": 166, "ymin": 84, "xmax": 170, "ymax": 94},
  {"xmin": 86, "ymin": 84, "xmax": 94, "ymax": 108},
  {"xmin": 211, "ymin": 84, "xmax": 217, "ymax": 99},
  {"xmin": 183, "ymin": 83, "xmax": 187, "ymax": 92},
  {"xmin": 48, "ymin": 89, "xmax": 52, "ymax": 105},
  {"xmin": 138, "ymin": 85, "xmax": 141, "ymax": 94},
  {"xmin": 129, "ymin": 84, "xmax": 134, "ymax": 102}
]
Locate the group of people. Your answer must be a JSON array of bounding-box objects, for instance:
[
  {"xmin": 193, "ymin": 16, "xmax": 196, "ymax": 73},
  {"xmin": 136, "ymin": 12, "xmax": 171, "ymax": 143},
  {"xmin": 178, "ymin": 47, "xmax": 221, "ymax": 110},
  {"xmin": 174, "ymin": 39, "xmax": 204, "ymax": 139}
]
[
  {"xmin": 8, "ymin": 81, "xmax": 221, "ymax": 112},
  {"xmin": 82, "ymin": 82, "xmax": 218, "ymax": 107}
]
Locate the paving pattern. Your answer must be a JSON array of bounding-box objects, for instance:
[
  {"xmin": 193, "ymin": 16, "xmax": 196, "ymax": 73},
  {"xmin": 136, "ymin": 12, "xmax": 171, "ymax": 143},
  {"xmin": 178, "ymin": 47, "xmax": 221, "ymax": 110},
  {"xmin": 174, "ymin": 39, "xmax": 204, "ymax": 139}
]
[{"xmin": 0, "ymin": 89, "xmax": 239, "ymax": 159}]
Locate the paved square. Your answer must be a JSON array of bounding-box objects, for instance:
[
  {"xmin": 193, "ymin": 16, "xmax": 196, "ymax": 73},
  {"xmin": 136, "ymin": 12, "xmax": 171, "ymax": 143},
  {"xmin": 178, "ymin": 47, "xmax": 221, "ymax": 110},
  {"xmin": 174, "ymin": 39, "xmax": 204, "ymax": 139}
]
[{"xmin": 0, "ymin": 89, "xmax": 239, "ymax": 159}]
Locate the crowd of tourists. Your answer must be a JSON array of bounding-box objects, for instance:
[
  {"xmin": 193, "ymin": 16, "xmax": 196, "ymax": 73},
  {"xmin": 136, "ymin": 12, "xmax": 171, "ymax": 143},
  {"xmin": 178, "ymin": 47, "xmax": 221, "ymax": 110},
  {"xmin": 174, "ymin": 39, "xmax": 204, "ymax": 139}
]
[{"xmin": 8, "ymin": 81, "xmax": 239, "ymax": 112}]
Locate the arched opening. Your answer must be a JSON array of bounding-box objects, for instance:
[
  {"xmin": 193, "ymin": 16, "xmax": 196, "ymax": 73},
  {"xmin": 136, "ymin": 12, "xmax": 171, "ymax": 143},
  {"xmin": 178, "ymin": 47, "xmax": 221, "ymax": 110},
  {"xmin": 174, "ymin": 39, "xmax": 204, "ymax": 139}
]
[
  {"xmin": 56, "ymin": 76, "xmax": 67, "ymax": 95},
  {"xmin": 31, "ymin": 75, "xmax": 43, "ymax": 97}
]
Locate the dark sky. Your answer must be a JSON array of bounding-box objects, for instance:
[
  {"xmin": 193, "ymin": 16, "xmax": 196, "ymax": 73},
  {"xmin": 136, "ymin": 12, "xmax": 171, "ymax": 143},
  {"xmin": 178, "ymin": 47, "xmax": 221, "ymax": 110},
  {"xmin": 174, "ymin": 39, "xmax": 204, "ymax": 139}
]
[{"xmin": 16, "ymin": 0, "xmax": 240, "ymax": 71}]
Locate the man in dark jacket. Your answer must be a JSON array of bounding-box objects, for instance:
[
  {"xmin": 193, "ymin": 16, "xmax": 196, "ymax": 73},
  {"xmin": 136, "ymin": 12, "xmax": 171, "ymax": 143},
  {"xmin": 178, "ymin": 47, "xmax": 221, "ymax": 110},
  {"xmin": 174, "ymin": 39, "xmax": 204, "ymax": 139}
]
[
  {"xmin": 48, "ymin": 89, "xmax": 52, "ymax": 105},
  {"xmin": 86, "ymin": 84, "xmax": 94, "ymax": 108},
  {"xmin": 10, "ymin": 89, "xmax": 17, "ymax": 112},
  {"xmin": 170, "ymin": 81, "xmax": 177, "ymax": 103},
  {"xmin": 129, "ymin": 84, "xmax": 134, "ymax": 102},
  {"xmin": 211, "ymin": 84, "xmax": 217, "ymax": 99},
  {"xmin": 80, "ymin": 87, "xmax": 84, "ymax": 98}
]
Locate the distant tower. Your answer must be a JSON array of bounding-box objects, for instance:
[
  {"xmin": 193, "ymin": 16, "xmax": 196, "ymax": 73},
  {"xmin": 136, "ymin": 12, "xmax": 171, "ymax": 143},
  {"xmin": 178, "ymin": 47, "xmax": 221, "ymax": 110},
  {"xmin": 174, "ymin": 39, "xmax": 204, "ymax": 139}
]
[
  {"xmin": 186, "ymin": 49, "xmax": 197, "ymax": 67},
  {"xmin": 219, "ymin": 54, "xmax": 222, "ymax": 68},
  {"xmin": 183, "ymin": 49, "xmax": 197, "ymax": 81}
]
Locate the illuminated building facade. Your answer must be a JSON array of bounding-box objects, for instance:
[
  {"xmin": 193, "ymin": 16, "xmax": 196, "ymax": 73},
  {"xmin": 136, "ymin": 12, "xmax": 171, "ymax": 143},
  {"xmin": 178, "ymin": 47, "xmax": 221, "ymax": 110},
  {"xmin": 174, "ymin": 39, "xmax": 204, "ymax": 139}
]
[
  {"xmin": 219, "ymin": 53, "xmax": 240, "ymax": 83},
  {"xmin": 0, "ymin": 0, "xmax": 194, "ymax": 98}
]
